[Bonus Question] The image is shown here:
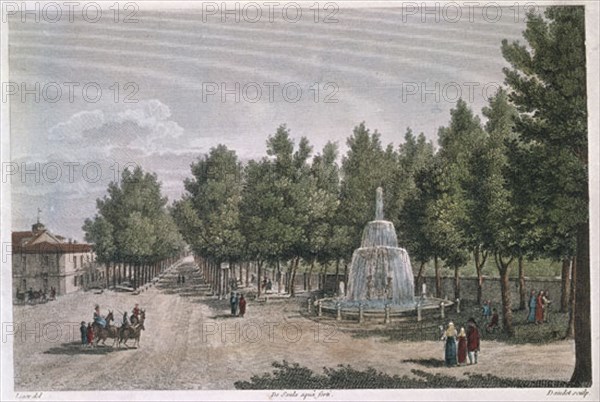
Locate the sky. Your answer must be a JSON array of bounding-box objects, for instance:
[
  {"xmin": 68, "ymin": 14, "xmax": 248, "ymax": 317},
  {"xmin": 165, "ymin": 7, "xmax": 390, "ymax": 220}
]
[{"xmin": 7, "ymin": 2, "xmax": 528, "ymax": 240}]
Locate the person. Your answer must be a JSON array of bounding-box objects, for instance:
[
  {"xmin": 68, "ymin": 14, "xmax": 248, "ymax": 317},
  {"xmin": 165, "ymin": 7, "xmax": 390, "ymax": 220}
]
[
  {"xmin": 177, "ymin": 274, "xmax": 181, "ymax": 285},
  {"xmin": 466, "ymin": 318, "xmax": 480, "ymax": 365},
  {"xmin": 457, "ymin": 327, "xmax": 467, "ymax": 366},
  {"xmin": 27, "ymin": 287, "xmax": 34, "ymax": 301},
  {"xmin": 120, "ymin": 312, "xmax": 130, "ymax": 338},
  {"xmin": 93, "ymin": 305, "xmax": 106, "ymax": 328},
  {"xmin": 527, "ymin": 289, "xmax": 537, "ymax": 323},
  {"xmin": 238, "ymin": 294, "xmax": 246, "ymax": 318},
  {"xmin": 266, "ymin": 279, "xmax": 272, "ymax": 293},
  {"xmin": 233, "ymin": 292, "xmax": 239, "ymax": 316},
  {"xmin": 50, "ymin": 286, "xmax": 56, "ymax": 300},
  {"xmin": 86, "ymin": 323, "xmax": 94, "ymax": 347},
  {"xmin": 182, "ymin": 275, "xmax": 185, "ymax": 285},
  {"xmin": 442, "ymin": 322, "xmax": 458, "ymax": 367},
  {"xmin": 486, "ymin": 308, "xmax": 499, "ymax": 333},
  {"xmin": 131, "ymin": 303, "xmax": 141, "ymax": 324},
  {"xmin": 535, "ymin": 290, "xmax": 544, "ymax": 324},
  {"xmin": 262, "ymin": 276, "xmax": 267, "ymax": 291},
  {"xmin": 80, "ymin": 321, "xmax": 88, "ymax": 347},
  {"xmin": 484, "ymin": 300, "xmax": 492, "ymax": 323},
  {"xmin": 229, "ymin": 292, "xmax": 236, "ymax": 316},
  {"xmin": 542, "ymin": 290, "xmax": 551, "ymax": 322}
]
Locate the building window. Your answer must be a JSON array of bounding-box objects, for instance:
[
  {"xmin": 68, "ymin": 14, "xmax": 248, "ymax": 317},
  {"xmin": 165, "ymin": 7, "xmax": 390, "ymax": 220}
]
[
  {"xmin": 74, "ymin": 256, "xmax": 77, "ymax": 269},
  {"xmin": 74, "ymin": 276, "xmax": 77, "ymax": 286},
  {"xmin": 22, "ymin": 256, "xmax": 26, "ymax": 273}
]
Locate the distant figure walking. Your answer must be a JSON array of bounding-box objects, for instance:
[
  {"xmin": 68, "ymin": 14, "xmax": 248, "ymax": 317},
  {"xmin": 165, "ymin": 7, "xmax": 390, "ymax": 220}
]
[
  {"xmin": 442, "ymin": 322, "xmax": 458, "ymax": 367},
  {"xmin": 80, "ymin": 321, "xmax": 88, "ymax": 347},
  {"xmin": 466, "ymin": 318, "xmax": 481, "ymax": 365},
  {"xmin": 230, "ymin": 292, "xmax": 238, "ymax": 316},
  {"xmin": 238, "ymin": 294, "xmax": 246, "ymax": 318},
  {"xmin": 535, "ymin": 290, "xmax": 544, "ymax": 324},
  {"xmin": 457, "ymin": 327, "xmax": 467, "ymax": 366},
  {"xmin": 542, "ymin": 290, "xmax": 551, "ymax": 322},
  {"xmin": 486, "ymin": 308, "xmax": 499, "ymax": 333},
  {"xmin": 527, "ymin": 289, "xmax": 537, "ymax": 323}
]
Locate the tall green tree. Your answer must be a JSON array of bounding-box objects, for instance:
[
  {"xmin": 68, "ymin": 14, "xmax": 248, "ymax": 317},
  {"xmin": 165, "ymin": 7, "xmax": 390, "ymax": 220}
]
[{"xmin": 502, "ymin": 6, "xmax": 589, "ymax": 384}]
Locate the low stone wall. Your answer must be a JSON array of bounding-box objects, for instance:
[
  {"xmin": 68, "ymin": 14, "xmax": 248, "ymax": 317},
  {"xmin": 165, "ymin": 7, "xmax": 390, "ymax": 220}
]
[{"xmin": 420, "ymin": 275, "xmax": 562, "ymax": 305}]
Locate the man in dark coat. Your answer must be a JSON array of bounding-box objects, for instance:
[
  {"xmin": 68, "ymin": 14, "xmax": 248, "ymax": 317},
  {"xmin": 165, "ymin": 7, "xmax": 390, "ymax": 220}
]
[
  {"xmin": 466, "ymin": 318, "xmax": 481, "ymax": 365},
  {"xmin": 80, "ymin": 321, "xmax": 87, "ymax": 346}
]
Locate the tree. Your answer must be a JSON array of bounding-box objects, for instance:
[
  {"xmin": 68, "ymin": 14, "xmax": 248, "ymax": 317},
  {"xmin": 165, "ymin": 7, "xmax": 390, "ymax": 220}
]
[
  {"xmin": 436, "ymin": 99, "xmax": 483, "ymax": 300},
  {"xmin": 502, "ymin": 6, "xmax": 589, "ymax": 385},
  {"xmin": 84, "ymin": 166, "xmax": 183, "ymax": 289},
  {"xmin": 338, "ymin": 122, "xmax": 396, "ymax": 254}
]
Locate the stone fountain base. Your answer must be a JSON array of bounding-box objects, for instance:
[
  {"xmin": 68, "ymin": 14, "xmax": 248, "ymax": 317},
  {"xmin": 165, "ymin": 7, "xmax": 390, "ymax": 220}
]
[{"xmin": 316, "ymin": 296, "xmax": 455, "ymax": 323}]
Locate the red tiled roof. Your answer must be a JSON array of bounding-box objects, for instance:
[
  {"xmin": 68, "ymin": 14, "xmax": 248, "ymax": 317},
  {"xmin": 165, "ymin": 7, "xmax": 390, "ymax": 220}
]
[{"xmin": 12, "ymin": 231, "xmax": 92, "ymax": 254}]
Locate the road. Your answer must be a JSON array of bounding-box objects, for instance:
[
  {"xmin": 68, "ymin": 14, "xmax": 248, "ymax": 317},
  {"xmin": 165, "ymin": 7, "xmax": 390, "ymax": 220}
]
[{"xmin": 11, "ymin": 257, "xmax": 575, "ymax": 390}]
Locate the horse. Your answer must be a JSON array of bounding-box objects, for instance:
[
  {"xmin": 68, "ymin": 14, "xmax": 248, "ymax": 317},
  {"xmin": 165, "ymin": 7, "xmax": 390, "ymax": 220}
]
[
  {"xmin": 119, "ymin": 310, "xmax": 145, "ymax": 348},
  {"xmin": 92, "ymin": 311, "xmax": 119, "ymax": 347}
]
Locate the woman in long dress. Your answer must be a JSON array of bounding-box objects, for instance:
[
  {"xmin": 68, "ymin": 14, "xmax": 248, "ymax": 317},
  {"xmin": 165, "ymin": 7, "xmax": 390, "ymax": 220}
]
[
  {"xmin": 535, "ymin": 290, "xmax": 545, "ymax": 324},
  {"xmin": 457, "ymin": 327, "xmax": 467, "ymax": 366},
  {"xmin": 527, "ymin": 290, "xmax": 537, "ymax": 323},
  {"xmin": 443, "ymin": 322, "xmax": 458, "ymax": 367}
]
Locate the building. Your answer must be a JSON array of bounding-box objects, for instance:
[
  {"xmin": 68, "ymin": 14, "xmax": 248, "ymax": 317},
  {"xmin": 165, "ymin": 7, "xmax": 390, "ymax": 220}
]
[{"xmin": 12, "ymin": 221, "xmax": 103, "ymax": 298}]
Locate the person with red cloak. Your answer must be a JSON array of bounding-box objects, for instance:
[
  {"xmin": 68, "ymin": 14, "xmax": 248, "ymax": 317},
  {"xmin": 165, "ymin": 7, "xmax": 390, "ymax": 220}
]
[
  {"xmin": 466, "ymin": 318, "xmax": 480, "ymax": 365},
  {"xmin": 457, "ymin": 327, "xmax": 467, "ymax": 365},
  {"xmin": 86, "ymin": 323, "xmax": 94, "ymax": 347},
  {"xmin": 535, "ymin": 290, "xmax": 545, "ymax": 324},
  {"xmin": 238, "ymin": 294, "xmax": 247, "ymax": 318}
]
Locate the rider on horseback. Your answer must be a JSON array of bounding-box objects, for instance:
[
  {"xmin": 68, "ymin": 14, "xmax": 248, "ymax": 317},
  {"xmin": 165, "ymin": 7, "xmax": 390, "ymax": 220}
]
[
  {"xmin": 93, "ymin": 305, "xmax": 106, "ymax": 328},
  {"xmin": 120, "ymin": 311, "xmax": 130, "ymax": 338},
  {"xmin": 131, "ymin": 303, "xmax": 140, "ymax": 325}
]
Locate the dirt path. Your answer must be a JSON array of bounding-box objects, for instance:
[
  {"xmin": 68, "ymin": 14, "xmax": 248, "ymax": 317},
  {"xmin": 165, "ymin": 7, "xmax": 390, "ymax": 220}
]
[{"xmin": 11, "ymin": 257, "xmax": 575, "ymax": 391}]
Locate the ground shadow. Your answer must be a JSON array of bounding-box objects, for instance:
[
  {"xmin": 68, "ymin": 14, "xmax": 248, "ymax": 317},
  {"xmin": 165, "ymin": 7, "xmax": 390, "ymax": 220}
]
[
  {"xmin": 44, "ymin": 341, "xmax": 130, "ymax": 355},
  {"xmin": 401, "ymin": 358, "xmax": 446, "ymax": 368}
]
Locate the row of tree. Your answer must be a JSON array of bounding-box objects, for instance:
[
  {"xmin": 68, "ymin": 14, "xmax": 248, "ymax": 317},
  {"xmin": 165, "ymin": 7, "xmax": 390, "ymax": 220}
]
[{"xmin": 83, "ymin": 168, "xmax": 186, "ymax": 289}]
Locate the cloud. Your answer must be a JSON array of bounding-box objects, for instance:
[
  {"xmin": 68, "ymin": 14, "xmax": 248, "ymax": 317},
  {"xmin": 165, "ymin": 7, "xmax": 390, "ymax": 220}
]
[{"xmin": 47, "ymin": 99, "xmax": 184, "ymax": 154}]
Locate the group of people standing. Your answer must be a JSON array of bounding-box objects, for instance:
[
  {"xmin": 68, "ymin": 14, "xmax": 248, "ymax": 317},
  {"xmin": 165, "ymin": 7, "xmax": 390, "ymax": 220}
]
[
  {"xmin": 481, "ymin": 300, "xmax": 500, "ymax": 333},
  {"xmin": 177, "ymin": 274, "xmax": 186, "ymax": 286},
  {"xmin": 229, "ymin": 292, "xmax": 247, "ymax": 317},
  {"xmin": 441, "ymin": 318, "xmax": 481, "ymax": 367},
  {"xmin": 528, "ymin": 289, "xmax": 552, "ymax": 324}
]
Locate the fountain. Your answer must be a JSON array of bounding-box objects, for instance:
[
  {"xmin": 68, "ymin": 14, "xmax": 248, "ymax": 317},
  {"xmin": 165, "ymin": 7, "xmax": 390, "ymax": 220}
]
[
  {"xmin": 345, "ymin": 187, "xmax": 414, "ymax": 306},
  {"xmin": 318, "ymin": 187, "xmax": 451, "ymax": 322}
]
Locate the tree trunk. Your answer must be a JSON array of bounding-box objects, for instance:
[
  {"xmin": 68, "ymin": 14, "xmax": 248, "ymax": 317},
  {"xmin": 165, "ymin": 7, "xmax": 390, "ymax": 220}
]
[
  {"xmin": 566, "ymin": 257, "xmax": 576, "ymax": 338},
  {"xmin": 290, "ymin": 257, "xmax": 300, "ymax": 297},
  {"xmin": 307, "ymin": 259, "xmax": 316, "ymax": 292},
  {"xmin": 257, "ymin": 260, "xmax": 263, "ymax": 299},
  {"xmin": 518, "ymin": 256, "xmax": 526, "ymax": 310},
  {"xmin": 105, "ymin": 262, "xmax": 110, "ymax": 289},
  {"xmin": 113, "ymin": 263, "xmax": 117, "ymax": 288},
  {"xmin": 415, "ymin": 262, "xmax": 425, "ymax": 295},
  {"xmin": 453, "ymin": 266, "xmax": 460, "ymax": 301},
  {"xmin": 343, "ymin": 262, "xmax": 348, "ymax": 296},
  {"xmin": 474, "ymin": 247, "xmax": 487, "ymax": 305},
  {"xmin": 570, "ymin": 221, "xmax": 591, "ymax": 386},
  {"xmin": 495, "ymin": 253, "xmax": 514, "ymax": 336},
  {"xmin": 245, "ymin": 261, "xmax": 250, "ymax": 288},
  {"xmin": 560, "ymin": 257, "xmax": 572, "ymax": 313},
  {"xmin": 335, "ymin": 259, "xmax": 341, "ymax": 296},
  {"xmin": 434, "ymin": 255, "xmax": 441, "ymax": 298}
]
